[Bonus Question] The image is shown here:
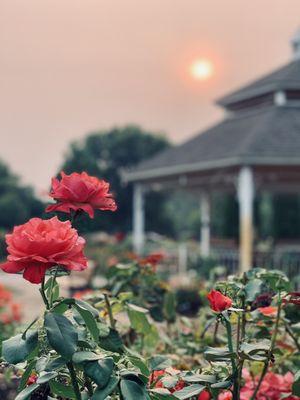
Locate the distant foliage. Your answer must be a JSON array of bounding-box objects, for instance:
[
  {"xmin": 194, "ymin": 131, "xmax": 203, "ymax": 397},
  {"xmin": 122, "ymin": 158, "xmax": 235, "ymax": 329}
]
[
  {"xmin": 58, "ymin": 125, "xmax": 173, "ymax": 234},
  {"xmin": 0, "ymin": 160, "xmax": 43, "ymax": 230}
]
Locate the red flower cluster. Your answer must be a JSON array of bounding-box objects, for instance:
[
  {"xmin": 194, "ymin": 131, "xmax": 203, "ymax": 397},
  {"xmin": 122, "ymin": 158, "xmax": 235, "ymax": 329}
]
[
  {"xmin": 0, "ymin": 284, "xmax": 21, "ymax": 325},
  {"xmin": 46, "ymin": 171, "xmax": 117, "ymax": 218},
  {"xmin": 207, "ymin": 290, "xmax": 232, "ymax": 312},
  {"xmin": 240, "ymin": 369, "xmax": 298, "ymax": 400},
  {"xmin": 139, "ymin": 253, "xmax": 164, "ymax": 267},
  {"xmin": 258, "ymin": 306, "xmax": 278, "ymax": 317},
  {"xmin": 283, "ymin": 292, "xmax": 300, "ymax": 307},
  {"xmin": 0, "ymin": 217, "xmax": 87, "ymax": 284}
]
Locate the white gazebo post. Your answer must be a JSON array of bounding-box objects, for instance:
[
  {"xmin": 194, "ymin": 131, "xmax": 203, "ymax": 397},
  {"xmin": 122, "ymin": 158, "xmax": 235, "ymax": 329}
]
[
  {"xmin": 237, "ymin": 167, "xmax": 254, "ymax": 273},
  {"xmin": 200, "ymin": 192, "xmax": 211, "ymax": 257},
  {"xmin": 133, "ymin": 183, "xmax": 145, "ymax": 254}
]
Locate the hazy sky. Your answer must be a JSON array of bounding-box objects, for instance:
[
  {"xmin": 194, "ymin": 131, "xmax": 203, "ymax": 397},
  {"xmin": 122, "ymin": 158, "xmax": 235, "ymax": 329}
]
[{"xmin": 1, "ymin": 0, "xmax": 300, "ymax": 192}]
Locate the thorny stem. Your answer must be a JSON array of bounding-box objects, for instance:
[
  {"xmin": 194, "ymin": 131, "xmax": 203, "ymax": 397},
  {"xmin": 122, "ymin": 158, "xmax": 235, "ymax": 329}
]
[
  {"xmin": 213, "ymin": 320, "xmax": 219, "ymax": 344},
  {"xmin": 67, "ymin": 361, "xmax": 82, "ymax": 400},
  {"xmin": 250, "ymin": 296, "xmax": 283, "ymax": 400},
  {"xmin": 104, "ymin": 293, "xmax": 116, "ymax": 329}
]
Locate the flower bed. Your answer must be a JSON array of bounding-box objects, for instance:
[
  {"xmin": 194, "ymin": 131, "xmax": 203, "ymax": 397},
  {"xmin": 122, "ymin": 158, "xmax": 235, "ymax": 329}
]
[{"xmin": 0, "ymin": 171, "xmax": 299, "ymax": 400}]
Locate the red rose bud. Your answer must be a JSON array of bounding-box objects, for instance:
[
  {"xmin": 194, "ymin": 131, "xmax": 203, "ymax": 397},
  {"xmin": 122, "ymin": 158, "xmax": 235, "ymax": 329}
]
[
  {"xmin": 207, "ymin": 290, "xmax": 232, "ymax": 312},
  {"xmin": 46, "ymin": 171, "xmax": 117, "ymax": 218},
  {"xmin": 0, "ymin": 217, "xmax": 87, "ymax": 284},
  {"xmin": 198, "ymin": 390, "xmax": 211, "ymax": 400},
  {"xmin": 27, "ymin": 373, "xmax": 37, "ymax": 386}
]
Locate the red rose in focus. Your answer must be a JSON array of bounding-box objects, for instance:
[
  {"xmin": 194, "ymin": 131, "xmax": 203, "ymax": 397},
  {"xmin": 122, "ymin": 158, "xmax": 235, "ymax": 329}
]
[
  {"xmin": 46, "ymin": 171, "xmax": 117, "ymax": 218},
  {"xmin": 198, "ymin": 390, "xmax": 211, "ymax": 400},
  {"xmin": 27, "ymin": 373, "xmax": 37, "ymax": 386},
  {"xmin": 258, "ymin": 306, "xmax": 277, "ymax": 317},
  {"xmin": 0, "ymin": 217, "xmax": 87, "ymax": 284},
  {"xmin": 207, "ymin": 290, "xmax": 232, "ymax": 312}
]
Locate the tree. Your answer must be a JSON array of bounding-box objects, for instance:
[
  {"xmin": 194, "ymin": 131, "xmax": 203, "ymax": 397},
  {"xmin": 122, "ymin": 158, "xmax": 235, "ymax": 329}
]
[
  {"xmin": 0, "ymin": 160, "xmax": 44, "ymax": 230},
  {"xmin": 58, "ymin": 125, "xmax": 173, "ymax": 234}
]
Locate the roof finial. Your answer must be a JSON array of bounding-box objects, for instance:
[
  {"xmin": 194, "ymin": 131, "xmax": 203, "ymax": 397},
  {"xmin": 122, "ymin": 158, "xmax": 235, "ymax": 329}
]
[{"xmin": 291, "ymin": 28, "xmax": 300, "ymax": 60}]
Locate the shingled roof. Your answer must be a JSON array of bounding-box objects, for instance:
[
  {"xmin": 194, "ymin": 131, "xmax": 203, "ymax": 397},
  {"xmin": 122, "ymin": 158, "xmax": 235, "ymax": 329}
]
[
  {"xmin": 124, "ymin": 105, "xmax": 300, "ymax": 182},
  {"xmin": 217, "ymin": 59, "xmax": 300, "ymax": 107},
  {"xmin": 124, "ymin": 37, "xmax": 300, "ymax": 183}
]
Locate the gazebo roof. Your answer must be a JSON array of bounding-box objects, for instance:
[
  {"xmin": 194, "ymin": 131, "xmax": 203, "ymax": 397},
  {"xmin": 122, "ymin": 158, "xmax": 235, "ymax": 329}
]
[
  {"xmin": 217, "ymin": 59, "xmax": 300, "ymax": 107},
  {"xmin": 124, "ymin": 34, "xmax": 300, "ymax": 184},
  {"xmin": 124, "ymin": 106, "xmax": 300, "ymax": 182}
]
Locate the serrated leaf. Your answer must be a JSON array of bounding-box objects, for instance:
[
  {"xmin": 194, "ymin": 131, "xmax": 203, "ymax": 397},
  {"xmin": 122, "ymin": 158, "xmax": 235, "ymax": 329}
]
[
  {"xmin": 84, "ymin": 357, "xmax": 114, "ymax": 388},
  {"xmin": 120, "ymin": 379, "xmax": 150, "ymax": 400},
  {"xmin": 15, "ymin": 383, "xmax": 40, "ymax": 400},
  {"xmin": 74, "ymin": 304, "xmax": 99, "ymax": 342},
  {"xmin": 72, "ymin": 351, "xmax": 101, "ymax": 363},
  {"xmin": 44, "ymin": 313, "xmax": 78, "ymax": 360},
  {"xmin": 91, "ymin": 376, "xmax": 119, "ymax": 400},
  {"xmin": 173, "ymin": 384, "xmax": 204, "ymax": 399},
  {"xmin": 2, "ymin": 330, "xmax": 38, "ymax": 364},
  {"xmin": 37, "ymin": 371, "xmax": 58, "ymax": 384},
  {"xmin": 149, "ymin": 356, "xmax": 172, "ymax": 371},
  {"xmin": 49, "ymin": 380, "xmax": 77, "ymax": 399}
]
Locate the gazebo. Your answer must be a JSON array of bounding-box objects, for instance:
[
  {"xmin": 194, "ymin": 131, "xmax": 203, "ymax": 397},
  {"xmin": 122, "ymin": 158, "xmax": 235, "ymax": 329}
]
[{"xmin": 123, "ymin": 31, "xmax": 300, "ymax": 273}]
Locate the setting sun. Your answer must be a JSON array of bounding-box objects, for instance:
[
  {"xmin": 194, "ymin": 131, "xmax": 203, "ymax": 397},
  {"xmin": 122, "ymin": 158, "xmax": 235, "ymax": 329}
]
[{"xmin": 190, "ymin": 59, "xmax": 214, "ymax": 80}]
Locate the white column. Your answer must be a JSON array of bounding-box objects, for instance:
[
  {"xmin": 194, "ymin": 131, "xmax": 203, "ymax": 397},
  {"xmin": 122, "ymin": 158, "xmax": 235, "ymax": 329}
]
[
  {"xmin": 237, "ymin": 167, "xmax": 254, "ymax": 273},
  {"xmin": 200, "ymin": 193, "xmax": 211, "ymax": 257},
  {"xmin": 133, "ymin": 183, "xmax": 145, "ymax": 254}
]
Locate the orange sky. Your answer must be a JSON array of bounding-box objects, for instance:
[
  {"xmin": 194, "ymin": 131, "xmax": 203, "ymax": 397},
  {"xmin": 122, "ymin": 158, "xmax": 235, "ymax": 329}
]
[{"xmin": 1, "ymin": 0, "xmax": 300, "ymax": 191}]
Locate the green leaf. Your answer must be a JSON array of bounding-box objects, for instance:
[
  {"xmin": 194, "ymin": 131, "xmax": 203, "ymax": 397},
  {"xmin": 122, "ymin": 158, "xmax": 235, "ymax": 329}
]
[
  {"xmin": 18, "ymin": 359, "xmax": 36, "ymax": 392},
  {"xmin": 173, "ymin": 384, "xmax": 204, "ymax": 399},
  {"xmin": 84, "ymin": 357, "xmax": 114, "ymax": 388},
  {"xmin": 99, "ymin": 328, "xmax": 123, "ymax": 353},
  {"xmin": 74, "ymin": 304, "xmax": 99, "ymax": 342},
  {"xmin": 150, "ymin": 388, "xmax": 176, "ymax": 399},
  {"xmin": 127, "ymin": 355, "xmax": 150, "ymax": 376},
  {"xmin": 44, "ymin": 312, "xmax": 78, "ymax": 360},
  {"xmin": 127, "ymin": 306, "xmax": 151, "ymax": 334},
  {"xmin": 75, "ymin": 299, "xmax": 99, "ymax": 317},
  {"xmin": 72, "ymin": 351, "xmax": 102, "ymax": 363},
  {"xmin": 204, "ymin": 347, "xmax": 235, "ymax": 362},
  {"xmin": 15, "ymin": 383, "xmax": 40, "ymax": 400},
  {"xmin": 37, "ymin": 371, "xmax": 58, "ymax": 384},
  {"xmin": 45, "ymin": 357, "xmax": 66, "ymax": 371},
  {"xmin": 2, "ymin": 330, "xmax": 38, "ymax": 364},
  {"xmin": 36, "ymin": 356, "xmax": 49, "ymax": 373},
  {"xmin": 245, "ymin": 279, "xmax": 264, "ymax": 302},
  {"xmin": 292, "ymin": 370, "xmax": 300, "ymax": 396},
  {"xmin": 211, "ymin": 380, "xmax": 232, "ymax": 389},
  {"xmin": 183, "ymin": 374, "xmax": 216, "ymax": 384},
  {"xmin": 120, "ymin": 379, "xmax": 150, "ymax": 400},
  {"xmin": 92, "ymin": 376, "xmax": 119, "ymax": 400},
  {"xmin": 49, "ymin": 380, "xmax": 77, "ymax": 399},
  {"xmin": 148, "ymin": 356, "xmax": 172, "ymax": 371}
]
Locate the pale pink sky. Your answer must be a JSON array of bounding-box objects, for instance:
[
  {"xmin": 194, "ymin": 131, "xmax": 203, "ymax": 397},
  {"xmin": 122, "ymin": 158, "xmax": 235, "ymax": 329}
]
[{"xmin": 1, "ymin": 0, "xmax": 300, "ymax": 192}]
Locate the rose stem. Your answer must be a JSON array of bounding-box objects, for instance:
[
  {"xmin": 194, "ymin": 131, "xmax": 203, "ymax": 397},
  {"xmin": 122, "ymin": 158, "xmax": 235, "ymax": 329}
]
[
  {"xmin": 39, "ymin": 277, "xmax": 50, "ymax": 310},
  {"xmin": 66, "ymin": 361, "xmax": 82, "ymax": 400},
  {"xmin": 250, "ymin": 295, "xmax": 282, "ymax": 400},
  {"xmin": 104, "ymin": 293, "xmax": 116, "ymax": 329}
]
